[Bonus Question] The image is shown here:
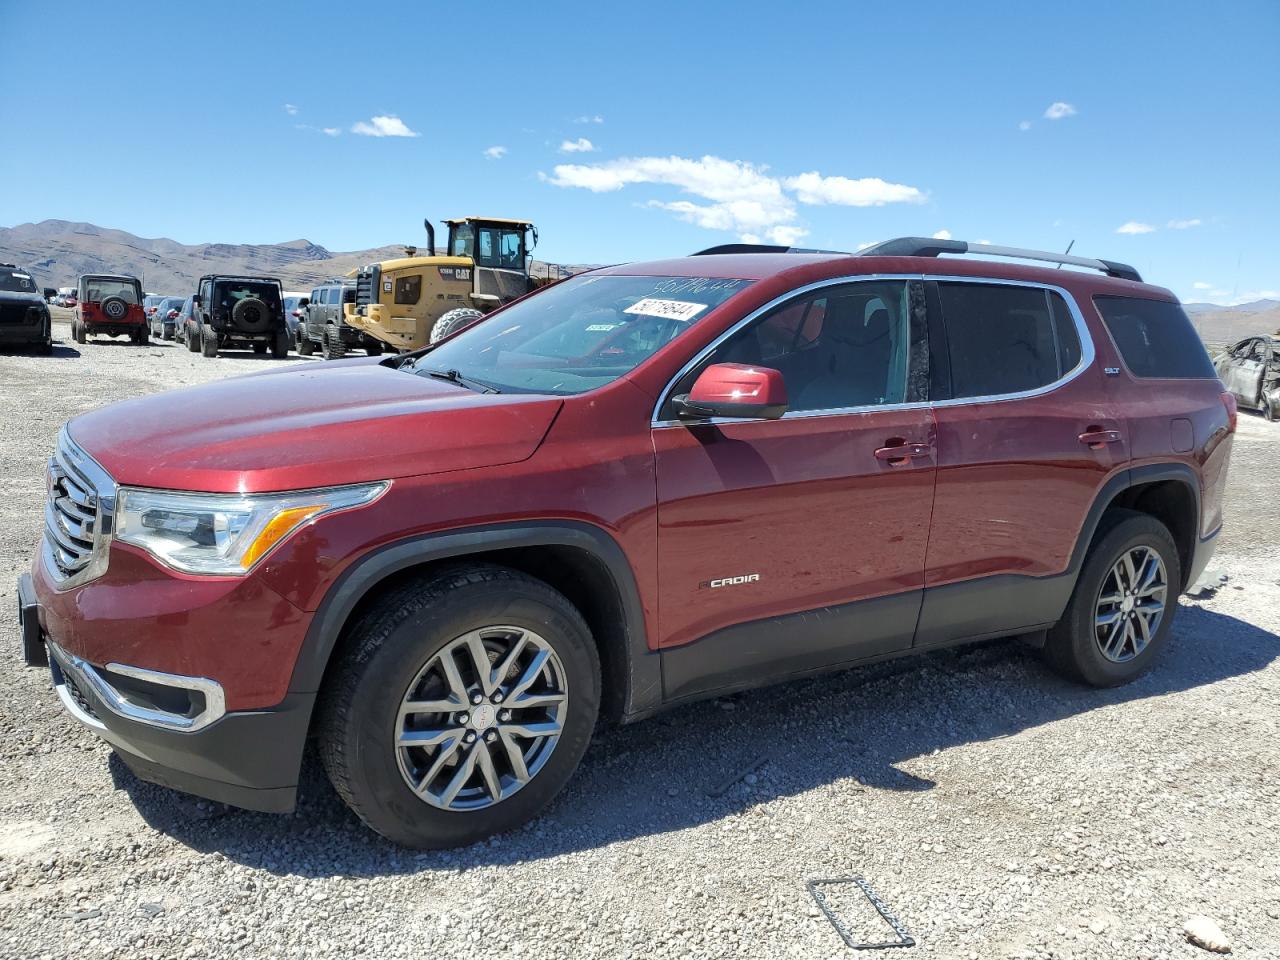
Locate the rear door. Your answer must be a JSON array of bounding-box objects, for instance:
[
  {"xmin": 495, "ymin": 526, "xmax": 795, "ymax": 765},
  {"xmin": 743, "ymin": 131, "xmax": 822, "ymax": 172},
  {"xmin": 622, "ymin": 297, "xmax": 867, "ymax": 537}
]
[
  {"xmin": 917, "ymin": 279, "xmax": 1125, "ymax": 644},
  {"xmin": 653, "ymin": 278, "xmax": 936, "ymax": 701}
]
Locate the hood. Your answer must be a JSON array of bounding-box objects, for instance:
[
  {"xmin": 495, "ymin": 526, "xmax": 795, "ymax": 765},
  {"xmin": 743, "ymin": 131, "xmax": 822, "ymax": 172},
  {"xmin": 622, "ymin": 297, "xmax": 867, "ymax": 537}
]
[{"xmin": 68, "ymin": 359, "xmax": 563, "ymax": 493}]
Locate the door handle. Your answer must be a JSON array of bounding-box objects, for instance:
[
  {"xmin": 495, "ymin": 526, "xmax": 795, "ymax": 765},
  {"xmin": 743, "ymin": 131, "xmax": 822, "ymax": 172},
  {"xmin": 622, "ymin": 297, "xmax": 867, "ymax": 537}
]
[
  {"xmin": 874, "ymin": 440, "xmax": 933, "ymax": 465},
  {"xmin": 1078, "ymin": 428, "xmax": 1122, "ymax": 449}
]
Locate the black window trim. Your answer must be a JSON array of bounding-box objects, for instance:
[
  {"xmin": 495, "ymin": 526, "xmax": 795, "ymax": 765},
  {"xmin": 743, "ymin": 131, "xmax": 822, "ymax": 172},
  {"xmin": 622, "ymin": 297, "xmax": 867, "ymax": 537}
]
[{"xmin": 651, "ymin": 274, "xmax": 1097, "ymax": 426}]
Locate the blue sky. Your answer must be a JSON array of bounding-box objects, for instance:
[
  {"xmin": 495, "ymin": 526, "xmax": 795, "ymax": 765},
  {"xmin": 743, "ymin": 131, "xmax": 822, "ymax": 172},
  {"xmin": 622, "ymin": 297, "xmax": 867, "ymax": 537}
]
[{"xmin": 1, "ymin": 0, "xmax": 1276, "ymax": 303}]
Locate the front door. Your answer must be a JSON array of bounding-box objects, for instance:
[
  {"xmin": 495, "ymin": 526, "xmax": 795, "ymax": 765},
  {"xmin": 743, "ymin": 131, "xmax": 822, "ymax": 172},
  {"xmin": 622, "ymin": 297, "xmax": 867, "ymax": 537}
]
[{"xmin": 653, "ymin": 279, "xmax": 937, "ymax": 701}]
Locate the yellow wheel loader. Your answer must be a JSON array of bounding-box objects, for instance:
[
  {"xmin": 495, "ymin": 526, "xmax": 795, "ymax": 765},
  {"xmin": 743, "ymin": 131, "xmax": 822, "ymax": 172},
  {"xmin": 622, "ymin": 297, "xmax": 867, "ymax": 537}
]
[{"xmin": 343, "ymin": 217, "xmax": 541, "ymax": 352}]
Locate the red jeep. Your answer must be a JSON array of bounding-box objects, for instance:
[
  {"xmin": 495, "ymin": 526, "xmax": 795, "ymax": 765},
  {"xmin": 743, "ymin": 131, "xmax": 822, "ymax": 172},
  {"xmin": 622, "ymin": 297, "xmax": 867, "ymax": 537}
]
[
  {"xmin": 18, "ymin": 238, "xmax": 1234, "ymax": 848},
  {"xmin": 71, "ymin": 273, "xmax": 148, "ymax": 345}
]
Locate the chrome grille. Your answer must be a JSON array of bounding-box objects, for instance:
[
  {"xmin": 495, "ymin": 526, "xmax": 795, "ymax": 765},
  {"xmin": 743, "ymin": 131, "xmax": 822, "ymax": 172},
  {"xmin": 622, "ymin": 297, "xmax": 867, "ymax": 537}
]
[{"xmin": 43, "ymin": 430, "xmax": 114, "ymax": 585}]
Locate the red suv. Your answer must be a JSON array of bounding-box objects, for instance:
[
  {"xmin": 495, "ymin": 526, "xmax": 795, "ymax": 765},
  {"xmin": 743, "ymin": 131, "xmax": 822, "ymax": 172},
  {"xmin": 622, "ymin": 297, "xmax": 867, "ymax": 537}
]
[
  {"xmin": 71, "ymin": 273, "xmax": 148, "ymax": 345},
  {"xmin": 17, "ymin": 238, "xmax": 1234, "ymax": 848}
]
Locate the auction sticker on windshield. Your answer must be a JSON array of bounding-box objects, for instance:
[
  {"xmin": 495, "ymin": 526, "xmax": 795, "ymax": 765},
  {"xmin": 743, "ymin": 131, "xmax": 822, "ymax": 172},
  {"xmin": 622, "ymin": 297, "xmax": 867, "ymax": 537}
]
[{"xmin": 623, "ymin": 298, "xmax": 708, "ymax": 322}]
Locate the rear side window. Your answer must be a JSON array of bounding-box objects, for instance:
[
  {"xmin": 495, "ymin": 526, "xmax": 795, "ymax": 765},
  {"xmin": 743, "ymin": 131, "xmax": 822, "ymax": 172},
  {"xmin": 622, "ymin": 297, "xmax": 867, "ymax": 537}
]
[
  {"xmin": 1094, "ymin": 296, "xmax": 1216, "ymax": 379},
  {"xmin": 937, "ymin": 283, "xmax": 1084, "ymax": 399}
]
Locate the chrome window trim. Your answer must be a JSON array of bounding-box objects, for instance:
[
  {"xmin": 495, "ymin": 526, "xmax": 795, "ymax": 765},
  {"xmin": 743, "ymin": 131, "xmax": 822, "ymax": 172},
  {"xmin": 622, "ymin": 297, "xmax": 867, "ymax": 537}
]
[
  {"xmin": 48, "ymin": 640, "xmax": 226, "ymax": 734},
  {"xmin": 650, "ymin": 274, "xmax": 1096, "ymax": 427},
  {"xmin": 43, "ymin": 426, "xmax": 117, "ymax": 589}
]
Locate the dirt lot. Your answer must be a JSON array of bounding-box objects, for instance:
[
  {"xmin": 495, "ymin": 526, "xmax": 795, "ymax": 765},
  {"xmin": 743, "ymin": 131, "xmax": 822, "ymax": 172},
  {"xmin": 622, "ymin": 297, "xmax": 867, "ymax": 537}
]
[{"xmin": 1, "ymin": 319, "xmax": 1278, "ymax": 960}]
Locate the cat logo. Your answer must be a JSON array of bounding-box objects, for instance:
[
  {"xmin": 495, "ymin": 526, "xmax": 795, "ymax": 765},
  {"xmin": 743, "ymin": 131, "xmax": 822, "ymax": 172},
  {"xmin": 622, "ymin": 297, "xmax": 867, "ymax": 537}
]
[{"xmin": 698, "ymin": 574, "xmax": 761, "ymax": 590}]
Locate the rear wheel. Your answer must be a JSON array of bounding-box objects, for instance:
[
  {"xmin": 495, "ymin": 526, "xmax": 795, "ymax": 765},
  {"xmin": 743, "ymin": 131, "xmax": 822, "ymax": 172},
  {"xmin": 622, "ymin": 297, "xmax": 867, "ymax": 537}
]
[
  {"xmin": 253, "ymin": 342, "xmax": 268, "ymax": 354},
  {"xmin": 185, "ymin": 324, "xmax": 200, "ymax": 352},
  {"xmin": 73, "ymin": 320, "xmax": 86, "ymax": 344},
  {"xmin": 365, "ymin": 338, "xmax": 384, "ymax": 356},
  {"xmin": 430, "ymin": 307, "xmax": 484, "ymax": 344},
  {"xmin": 134, "ymin": 326, "xmax": 150, "ymax": 346},
  {"xmin": 296, "ymin": 329, "xmax": 315, "ymax": 357},
  {"xmin": 271, "ymin": 331, "xmax": 290, "ymax": 359},
  {"xmin": 321, "ymin": 325, "xmax": 345, "ymax": 360},
  {"xmin": 200, "ymin": 323, "xmax": 219, "ymax": 358},
  {"xmin": 317, "ymin": 564, "xmax": 600, "ymax": 848},
  {"xmin": 1043, "ymin": 509, "xmax": 1181, "ymax": 687}
]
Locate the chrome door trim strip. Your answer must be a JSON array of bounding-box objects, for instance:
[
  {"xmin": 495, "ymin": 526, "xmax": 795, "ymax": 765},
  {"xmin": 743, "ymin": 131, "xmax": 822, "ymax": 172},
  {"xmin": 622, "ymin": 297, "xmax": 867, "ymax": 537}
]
[{"xmin": 650, "ymin": 274, "xmax": 1097, "ymax": 428}]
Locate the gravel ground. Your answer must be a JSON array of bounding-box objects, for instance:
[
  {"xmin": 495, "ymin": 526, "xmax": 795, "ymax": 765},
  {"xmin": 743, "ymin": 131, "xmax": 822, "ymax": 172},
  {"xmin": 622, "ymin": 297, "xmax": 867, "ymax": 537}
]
[{"xmin": 1, "ymin": 318, "xmax": 1278, "ymax": 960}]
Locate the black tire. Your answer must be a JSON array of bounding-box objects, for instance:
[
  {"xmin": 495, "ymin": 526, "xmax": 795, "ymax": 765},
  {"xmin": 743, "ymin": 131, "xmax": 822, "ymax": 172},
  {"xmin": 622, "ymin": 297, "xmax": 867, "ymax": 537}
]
[
  {"xmin": 429, "ymin": 307, "xmax": 485, "ymax": 345},
  {"xmin": 200, "ymin": 323, "xmax": 219, "ymax": 358},
  {"xmin": 1265, "ymin": 396, "xmax": 1278, "ymax": 423},
  {"xmin": 231, "ymin": 297, "xmax": 271, "ymax": 333},
  {"xmin": 1042, "ymin": 509, "xmax": 1181, "ymax": 687},
  {"xmin": 296, "ymin": 329, "xmax": 315, "ymax": 357},
  {"xmin": 134, "ymin": 326, "xmax": 149, "ymax": 346},
  {"xmin": 271, "ymin": 331, "xmax": 290, "ymax": 359},
  {"xmin": 100, "ymin": 296, "xmax": 129, "ymax": 322},
  {"xmin": 186, "ymin": 324, "xmax": 201, "ymax": 352},
  {"xmin": 253, "ymin": 341, "xmax": 268, "ymax": 354},
  {"xmin": 73, "ymin": 319, "xmax": 86, "ymax": 344},
  {"xmin": 37, "ymin": 330, "xmax": 53, "ymax": 355},
  {"xmin": 321, "ymin": 325, "xmax": 345, "ymax": 361},
  {"xmin": 365, "ymin": 337, "xmax": 384, "ymax": 356},
  {"xmin": 317, "ymin": 564, "xmax": 601, "ymax": 849}
]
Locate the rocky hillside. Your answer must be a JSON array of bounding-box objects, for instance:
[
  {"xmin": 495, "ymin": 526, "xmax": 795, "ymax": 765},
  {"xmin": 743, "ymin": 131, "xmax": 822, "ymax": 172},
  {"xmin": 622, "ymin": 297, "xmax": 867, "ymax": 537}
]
[
  {"xmin": 1185, "ymin": 299, "xmax": 1280, "ymax": 349},
  {"xmin": 0, "ymin": 220, "xmax": 581, "ymax": 295}
]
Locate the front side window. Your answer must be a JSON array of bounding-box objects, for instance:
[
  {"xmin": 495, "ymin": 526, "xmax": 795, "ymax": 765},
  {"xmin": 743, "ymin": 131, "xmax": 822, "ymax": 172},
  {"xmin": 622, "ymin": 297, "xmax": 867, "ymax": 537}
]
[
  {"xmin": 670, "ymin": 280, "xmax": 915, "ymax": 414},
  {"xmin": 411, "ymin": 274, "xmax": 754, "ymax": 395},
  {"xmin": 449, "ymin": 222, "xmax": 475, "ymax": 258},
  {"xmin": 1094, "ymin": 295, "xmax": 1216, "ymax": 379},
  {"xmin": 938, "ymin": 283, "xmax": 1082, "ymax": 399},
  {"xmin": 394, "ymin": 274, "xmax": 422, "ymax": 305}
]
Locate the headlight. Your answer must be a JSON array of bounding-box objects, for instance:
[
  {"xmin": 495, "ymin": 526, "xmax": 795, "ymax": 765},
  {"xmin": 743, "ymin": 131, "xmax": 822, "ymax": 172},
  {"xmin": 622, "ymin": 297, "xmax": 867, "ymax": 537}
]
[{"xmin": 115, "ymin": 482, "xmax": 388, "ymax": 575}]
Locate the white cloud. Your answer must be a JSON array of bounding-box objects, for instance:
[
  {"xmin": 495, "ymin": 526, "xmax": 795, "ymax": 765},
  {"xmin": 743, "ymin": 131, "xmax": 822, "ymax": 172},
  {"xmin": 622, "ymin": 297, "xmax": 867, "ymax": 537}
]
[
  {"xmin": 931, "ymin": 229, "xmax": 952, "ymax": 240},
  {"xmin": 544, "ymin": 153, "xmax": 922, "ymax": 244},
  {"xmin": 1116, "ymin": 221, "xmax": 1156, "ymax": 235},
  {"xmin": 856, "ymin": 241, "xmax": 876, "ymax": 251},
  {"xmin": 284, "ymin": 103, "xmax": 298, "ymax": 115},
  {"xmin": 1192, "ymin": 281, "xmax": 1212, "ymax": 290},
  {"xmin": 1167, "ymin": 218, "xmax": 1202, "ymax": 229},
  {"xmin": 575, "ymin": 115, "xmax": 604, "ymax": 124},
  {"xmin": 483, "ymin": 145, "xmax": 508, "ymax": 160},
  {"xmin": 1043, "ymin": 101, "xmax": 1077, "ymax": 120},
  {"xmin": 976, "ymin": 239, "xmax": 992, "ymax": 245},
  {"xmin": 1019, "ymin": 120, "xmax": 1032, "ymax": 131},
  {"xmin": 559, "ymin": 137, "xmax": 597, "ymax": 153},
  {"xmin": 351, "ymin": 115, "xmax": 420, "ymax": 138},
  {"xmin": 782, "ymin": 172, "xmax": 926, "ymax": 207},
  {"xmin": 321, "ymin": 127, "xmax": 340, "ymax": 137},
  {"xmin": 740, "ymin": 233, "xmax": 761, "ymax": 245},
  {"xmin": 767, "ymin": 225, "xmax": 809, "ymax": 246}
]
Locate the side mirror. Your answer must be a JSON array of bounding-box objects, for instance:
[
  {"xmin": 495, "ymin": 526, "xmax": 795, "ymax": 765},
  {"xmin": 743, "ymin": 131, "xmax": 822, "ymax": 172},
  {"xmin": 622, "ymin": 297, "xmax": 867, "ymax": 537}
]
[
  {"xmin": 191, "ymin": 294, "xmax": 201, "ymax": 306},
  {"xmin": 673, "ymin": 363, "xmax": 787, "ymax": 421},
  {"xmin": 299, "ymin": 297, "xmax": 309, "ymax": 307}
]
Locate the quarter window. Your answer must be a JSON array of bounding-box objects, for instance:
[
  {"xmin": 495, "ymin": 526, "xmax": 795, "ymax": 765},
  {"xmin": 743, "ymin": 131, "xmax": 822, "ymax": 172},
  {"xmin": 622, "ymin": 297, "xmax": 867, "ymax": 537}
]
[
  {"xmin": 395, "ymin": 275, "xmax": 422, "ymax": 305},
  {"xmin": 937, "ymin": 283, "xmax": 1083, "ymax": 399},
  {"xmin": 673, "ymin": 281, "xmax": 914, "ymax": 414},
  {"xmin": 1094, "ymin": 296, "xmax": 1216, "ymax": 379}
]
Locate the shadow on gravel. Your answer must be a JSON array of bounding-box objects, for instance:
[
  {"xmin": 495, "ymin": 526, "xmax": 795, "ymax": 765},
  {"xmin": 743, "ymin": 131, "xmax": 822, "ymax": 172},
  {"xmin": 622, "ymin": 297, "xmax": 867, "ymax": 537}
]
[
  {"xmin": 0, "ymin": 342, "xmax": 79, "ymax": 359},
  {"xmin": 111, "ymin": 604, "xmax": 1279, "ymax": 876}
]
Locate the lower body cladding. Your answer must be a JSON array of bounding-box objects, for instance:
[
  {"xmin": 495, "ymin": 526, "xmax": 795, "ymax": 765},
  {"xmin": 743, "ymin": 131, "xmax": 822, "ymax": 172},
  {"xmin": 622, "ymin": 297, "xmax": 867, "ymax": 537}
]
[{"xmin": 17, "ymin": 572, "xmax": 312, "ymax": 813}]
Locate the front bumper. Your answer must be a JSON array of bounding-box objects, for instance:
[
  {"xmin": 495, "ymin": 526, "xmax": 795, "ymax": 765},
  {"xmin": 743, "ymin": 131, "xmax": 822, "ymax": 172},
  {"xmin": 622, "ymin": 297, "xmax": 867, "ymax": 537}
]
[
  {"xmin": 0, "ymin": 324, "xmax": 46, "ymax": 344},
  {"xmin": 18, "ymin": 571, "xmax": 312, "ymax": 813}
]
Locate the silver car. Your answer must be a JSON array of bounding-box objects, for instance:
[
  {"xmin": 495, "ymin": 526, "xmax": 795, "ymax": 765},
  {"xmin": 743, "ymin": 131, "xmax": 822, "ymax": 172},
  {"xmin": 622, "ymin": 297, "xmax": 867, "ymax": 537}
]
[{"xmin": 1215, "ymin": 335, "xmax": 1280, "ymax": 421}]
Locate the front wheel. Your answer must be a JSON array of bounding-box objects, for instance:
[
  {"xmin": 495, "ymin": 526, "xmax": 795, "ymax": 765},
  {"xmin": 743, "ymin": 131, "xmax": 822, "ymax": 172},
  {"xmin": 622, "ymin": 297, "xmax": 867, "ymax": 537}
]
[
  {"xmin": 1042, "ymin": 509, "xmax": 1181, "ymax": 687},
  {"xmin": 317, "ymin": 564, "xmax": 600, "ymax": 848}
]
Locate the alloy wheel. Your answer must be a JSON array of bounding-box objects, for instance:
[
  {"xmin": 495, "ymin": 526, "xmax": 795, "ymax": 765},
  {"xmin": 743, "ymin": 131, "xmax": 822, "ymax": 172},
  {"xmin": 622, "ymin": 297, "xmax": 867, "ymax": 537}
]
[
  {"xmin": 394, "ymin": 626, "xmax": 568, "ymax": 811},
  {"xmin": 1094, "ymin": 545, "xmax": 1167, "ymax": 663}
]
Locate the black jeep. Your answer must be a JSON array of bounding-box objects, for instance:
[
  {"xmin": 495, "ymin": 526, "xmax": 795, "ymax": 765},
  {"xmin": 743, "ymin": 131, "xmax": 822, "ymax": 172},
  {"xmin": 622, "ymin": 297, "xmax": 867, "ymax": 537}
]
[
  {"xmin": 0, "ymin": 263, "xmax": 53, "ymax": 354},
  {"xmin": 193, "ymin": 275, "xmax": 290, "ymax": 358}
]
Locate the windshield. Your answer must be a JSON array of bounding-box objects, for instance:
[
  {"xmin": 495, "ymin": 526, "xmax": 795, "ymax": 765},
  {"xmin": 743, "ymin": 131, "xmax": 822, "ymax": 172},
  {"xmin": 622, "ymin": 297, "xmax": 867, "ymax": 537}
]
[
  {"xmin": 411, "ymin": 274, "xmax": 754, "ymax": 395},
  {"xmin": 82, "ymin": 278, "xmax": 140, "ymax": 302},
  {"xmin": 0, "ymin": 270, "xmax": 38, "ymax": 293}
]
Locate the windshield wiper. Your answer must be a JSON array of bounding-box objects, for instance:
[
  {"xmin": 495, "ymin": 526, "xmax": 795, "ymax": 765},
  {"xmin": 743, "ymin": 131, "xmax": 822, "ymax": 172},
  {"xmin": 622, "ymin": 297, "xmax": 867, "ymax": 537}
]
[{"xmin": 422, "ymin": 367, "xmax": 500, "ymax": 394}]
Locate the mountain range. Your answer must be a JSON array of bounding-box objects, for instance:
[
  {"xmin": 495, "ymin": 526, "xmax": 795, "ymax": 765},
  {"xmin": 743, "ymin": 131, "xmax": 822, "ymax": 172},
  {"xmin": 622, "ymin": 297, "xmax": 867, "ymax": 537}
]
[{"xmin": 0, "ymin": 220, "xmax": 579, "ymax": 294}]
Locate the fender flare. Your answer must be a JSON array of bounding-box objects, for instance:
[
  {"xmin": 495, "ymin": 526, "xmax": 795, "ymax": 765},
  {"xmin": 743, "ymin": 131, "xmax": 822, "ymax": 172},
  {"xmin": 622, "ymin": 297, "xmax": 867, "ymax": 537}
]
[
  {"xmin": 287, "ymin": 520, "xmax": 663, "ymax": 721},
  {"xmin": 1068, "ymin": 462, "xmax": 1202, "ymax": 576}
]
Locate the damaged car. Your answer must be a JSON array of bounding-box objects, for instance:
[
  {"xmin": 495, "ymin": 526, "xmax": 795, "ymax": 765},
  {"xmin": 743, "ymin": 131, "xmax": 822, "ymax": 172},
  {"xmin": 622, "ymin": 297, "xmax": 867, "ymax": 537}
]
[{"xmin": 1215, "ymin": 335, "xmax": 1280, "ymax": 421}]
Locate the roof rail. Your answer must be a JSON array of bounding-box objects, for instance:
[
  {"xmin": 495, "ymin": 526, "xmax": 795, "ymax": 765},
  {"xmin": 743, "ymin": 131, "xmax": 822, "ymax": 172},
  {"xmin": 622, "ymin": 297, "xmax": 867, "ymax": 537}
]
[
  {"xmin": 691, "ymin": 243, "xmax": 851, "ymax": 256},
  {"xmin": 857, "ymin": 237, "xmax": 1142, "ymax": 283}
]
